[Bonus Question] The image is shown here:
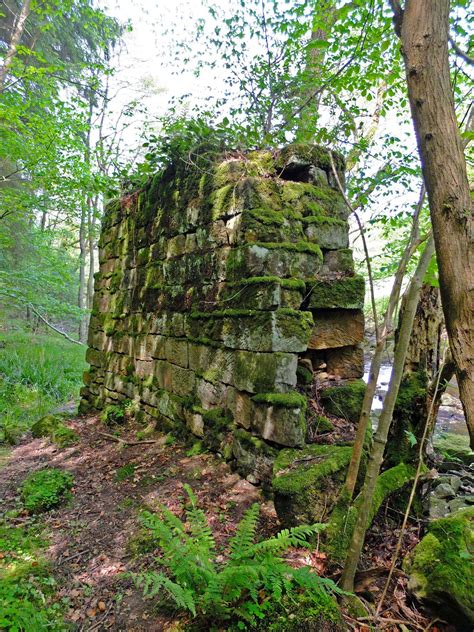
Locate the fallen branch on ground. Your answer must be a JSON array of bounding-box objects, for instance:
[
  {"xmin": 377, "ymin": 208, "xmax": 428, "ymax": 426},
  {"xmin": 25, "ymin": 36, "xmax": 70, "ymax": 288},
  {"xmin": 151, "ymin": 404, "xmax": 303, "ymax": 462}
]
[{"xmin": 98, "ymin": 431, "xmax": 158, "ymax": 446}]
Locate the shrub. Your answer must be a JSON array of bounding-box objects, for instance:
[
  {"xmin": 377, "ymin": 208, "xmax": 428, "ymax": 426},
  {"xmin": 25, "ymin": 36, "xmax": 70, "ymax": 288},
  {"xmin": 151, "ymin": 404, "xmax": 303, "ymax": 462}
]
[
  {"xmin": 20, "ymin": 468, "xmax": 73, "ymax": 513},
  {"xmin": 100, "ymin": 403, "xmax": 126, "ymax": 425},
  {"xmin": 135, "ymin": 485, "xmax": 339, "ymax": 628}
]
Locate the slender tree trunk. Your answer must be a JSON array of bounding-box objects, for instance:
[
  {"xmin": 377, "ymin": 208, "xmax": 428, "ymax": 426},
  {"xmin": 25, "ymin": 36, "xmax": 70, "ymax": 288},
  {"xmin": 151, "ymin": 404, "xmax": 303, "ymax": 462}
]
[
  {"xmin": 344, "ymin": 186, "xmax": 425, "ymax": 497},
  {"xmin": 392, "ymin": 0, "xmax": 474, "ymax": 448},
  {"xmin": 78, "ymin": 204, "xmax": 87, "ymax": 343},
  {"xmin": 340, "ymin": 235, "xmax": 435, "ymax": 592},
  {"xmin": 0, "ymin": 0, "xmax": 32, "ymax": 91},
  {"xmin": 297, "ymin": 1, "xmax": 336, "ymax": 140},
  {"xmin": 386, "ymin": 283, "xmax": 444, "ymax": 466},
  {"xmin": 86, "ymin": 195, "xmax": 97, "ymax": 309}
]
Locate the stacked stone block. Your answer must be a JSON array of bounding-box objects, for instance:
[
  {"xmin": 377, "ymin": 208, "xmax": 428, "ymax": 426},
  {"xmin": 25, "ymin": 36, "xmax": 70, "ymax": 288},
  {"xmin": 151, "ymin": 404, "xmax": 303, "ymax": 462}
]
[{"xmin": 80, "ymin": 144, "xmax": 365, "ymax": 490}]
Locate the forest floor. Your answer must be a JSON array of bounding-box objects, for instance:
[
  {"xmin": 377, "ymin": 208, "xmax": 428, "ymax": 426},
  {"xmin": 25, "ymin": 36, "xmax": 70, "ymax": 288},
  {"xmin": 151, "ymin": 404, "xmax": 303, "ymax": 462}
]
[{"xmin": 0, "ymin": 413, "xmax": 456, "ymax": 632}]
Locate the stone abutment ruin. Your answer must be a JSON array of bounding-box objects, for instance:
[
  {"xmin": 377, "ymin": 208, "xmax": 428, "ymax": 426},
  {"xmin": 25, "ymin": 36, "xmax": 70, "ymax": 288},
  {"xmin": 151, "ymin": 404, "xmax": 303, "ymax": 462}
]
[{"xmin": 80, "ymin": 144, "xmax": 367, "ymax": 526}]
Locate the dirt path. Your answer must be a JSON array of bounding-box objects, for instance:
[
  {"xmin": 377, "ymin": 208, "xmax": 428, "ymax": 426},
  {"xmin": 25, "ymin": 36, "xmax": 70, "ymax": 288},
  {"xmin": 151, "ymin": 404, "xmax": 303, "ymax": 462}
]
[{"xmin": 0, "ymin": 415, "xmax": 276, "ymax": 631}]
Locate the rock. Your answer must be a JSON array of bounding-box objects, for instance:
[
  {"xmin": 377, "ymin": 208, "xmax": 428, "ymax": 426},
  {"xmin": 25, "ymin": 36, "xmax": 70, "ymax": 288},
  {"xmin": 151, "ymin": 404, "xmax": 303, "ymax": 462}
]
[
  {"xmin": 273, "ymin": 444, "xmax": 352, "ymax": 527},
  {"xmin": 231, "ymin": 429, "xmax": 277, "ymax": 488},
  {"xmin": 449, "ymin": 498, "xmax": 470, "ymax": 513},
  {"xmin": 307, "ymin": 275, "xmax": 365, "ymax": 310},
  {"xmin": 434, "ymin": 483, "xmax": 456, "ymax": 499},
  {"xmin": 405, "ymin": 507, "xmax": 474, "ymax": 627},
  {"xmin": 319, "ymin": 379, "xmax": 366, "ymax": 423},
  {"xmin": 429, "ymin": 497, "xmax": 449, "ymax": 520},
  {"xmin": 434, "ymin": 433, "xmax": 474, "ymax": 466},
  {"xmin": 325, "ymin": 345, "xmax": 364, "ymax": 379},
  {"xmin": 308, "ymin": 309, "xmax": 365, "ymax": 350}
]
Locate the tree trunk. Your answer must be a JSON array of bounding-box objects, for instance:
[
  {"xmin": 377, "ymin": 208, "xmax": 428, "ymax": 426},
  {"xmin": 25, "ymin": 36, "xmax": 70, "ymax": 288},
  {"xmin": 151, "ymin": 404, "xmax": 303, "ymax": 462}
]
[
  {"xmin": 340, "ymin": 235, "xmax": 435, "ymax": 592},
  {"xmin": 344, "ymin": 186, "xmax": 425, "ymax": 497},
  {"xmin": 86, "ymin": 195, "xmax": 97, "ymax": 310},
  {"xmin": 0, "ymin": 0, "xmax": 32, "ymax": 91},
  {"xmin": 78, "ymin": 204, "xmax": 88, "ymax": 343},
  {"xmin": 394, "ymin": 0, "xmax": 474, "ymax": 448},
  {"xmin": 297, "ymin": 1, "xmax": 336, "ymax": 140},
  {"xmin": 386, "ymin": 283, "xmax": 444, "ymax": 465}
]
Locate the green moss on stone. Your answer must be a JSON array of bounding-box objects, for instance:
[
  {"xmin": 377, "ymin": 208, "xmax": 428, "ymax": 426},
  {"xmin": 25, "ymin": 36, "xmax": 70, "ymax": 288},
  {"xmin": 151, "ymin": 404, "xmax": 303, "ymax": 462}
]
[
  {"xmin": 255, "ymin": 240, "xmax": 322, "ymax": 257},
  {"xmin": 273, "ymin": 445, "xmax": 352, "ymax": 526},
  {"xmin": 315, "ymin": 415, "xmax": 334, "ymax": 433},
  {"xmin": 228, "ymin": 276, "xmax": 306, "ymax": 292},
  {"xmin": 319, "ymin": 380, "xmax": 366, "ymax": 423},
  {"xmin": 251, "ymin": 392, "xmax": 307, "ymax": 409},
  {"xmin": 21, "ymin": 468, "xmax": 74, "ymax": 513},
  {"xmin": 434, "ymin": 433, "xmax": 474, "ymax": 466},
  {"xmin": 404, "ymin": 507, "xmax": 474, "ymax": 626},
  {"xmin": 307, "ymin": 275, "xmax": 365, "ymax": 310},
  {"xmin": 302, "ymin": 215, "xmax": 346, "ymax": 226},
  {"xmin": 297, "ymin": 364, "xmax": 313, "ymax": 385}
]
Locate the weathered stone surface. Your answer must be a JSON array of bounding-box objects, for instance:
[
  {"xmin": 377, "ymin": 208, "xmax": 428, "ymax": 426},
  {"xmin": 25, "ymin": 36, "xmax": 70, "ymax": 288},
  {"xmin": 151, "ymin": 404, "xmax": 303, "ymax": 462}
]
[
  {"xmin": 303, "ymin": 217, "xmax": 349, "ymax": 250},
  {"xmin": 307, "ymin": 276, "xmax": 364, "ymax": 310},
  {"xmin": 325, "ymin": 345, "xmax": 364, "ymax": 379},
  {"xmin": 226, "ymin": 243, "xmax": 322, "ymax": 280},
  {"xmin": 273, "ymin": 444, "xmax": 352, "ymax": 527},
  {"xmin": 308, "ymin": 309, "xmax": 365, "ymax": 349},
  {"xmin": 82, "ymin": 144, "xmax": 364, "ymax": 490},
  {"xmin": 186, "ymin": 309, "xmax": 313, "ymax": 353},
  {"xmin": 229, "ymin": 391, "xmax": 306, "ymax": 447},
  {"xmin": 319, "ymin": 379, "xmax": 366, "ymax": 422},
  {"xmin": 232, "ymin": 429, "xmax": 278, "ymax": 486},
  {"xmin": 405, "ymin": 507, "xmax": 474, "ymax": 627}
]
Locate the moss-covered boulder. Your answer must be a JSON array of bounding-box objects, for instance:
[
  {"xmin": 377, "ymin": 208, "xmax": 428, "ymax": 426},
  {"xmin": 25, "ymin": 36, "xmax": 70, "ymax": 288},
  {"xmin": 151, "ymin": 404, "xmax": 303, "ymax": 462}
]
[
  {"xmin": 31, "ymin": 414, "xmax": 79, "ymax": 447},
  {"xmin": 272, "ymin": 444, "xmax": 352, "ymax": 527},
  {"xmin": 434, "ymin": 433, "xmax": 474, "ymax": 466},
  {"xmin": 319, "ymin": 379, "xmax": 366, "ymax": 422},
  {"xmin": 404, "ymin": 507, "xmax": 474, "ymax": 627}
]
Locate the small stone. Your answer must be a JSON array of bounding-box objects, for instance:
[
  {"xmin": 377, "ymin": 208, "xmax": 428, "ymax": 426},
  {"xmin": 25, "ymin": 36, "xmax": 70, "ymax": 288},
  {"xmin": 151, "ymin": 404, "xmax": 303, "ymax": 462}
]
[
  {"xmin": 448, "ymin": 498, "xmax": 469, "ymax": 513},
  {"xmin": 429, "ymin": 497, "xmax": 449, "ymax": 519},
  {"xmin": 434, "ymin": 483, "xmax": 456, "ymax": 499}
]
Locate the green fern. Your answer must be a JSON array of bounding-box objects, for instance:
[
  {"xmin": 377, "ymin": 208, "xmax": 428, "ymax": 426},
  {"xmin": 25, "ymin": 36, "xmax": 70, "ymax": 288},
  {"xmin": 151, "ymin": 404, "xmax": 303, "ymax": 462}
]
[{"xmin": 135, "ymin": 487, "xmax": 340, "ymax": 628}]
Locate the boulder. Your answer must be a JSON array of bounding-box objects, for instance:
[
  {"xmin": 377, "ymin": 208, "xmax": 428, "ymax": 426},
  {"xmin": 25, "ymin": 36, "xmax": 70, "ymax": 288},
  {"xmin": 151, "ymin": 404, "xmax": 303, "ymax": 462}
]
[{"xmin": 405, "ymin": 507, "xmax": 474, "ymax": 627}]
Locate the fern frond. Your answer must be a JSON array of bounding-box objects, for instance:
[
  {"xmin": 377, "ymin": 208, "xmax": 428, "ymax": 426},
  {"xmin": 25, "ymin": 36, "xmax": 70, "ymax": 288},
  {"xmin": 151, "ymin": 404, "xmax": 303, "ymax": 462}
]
[
  {"xmin": 249, "ymin": 523, "xmax": 326, "ymax": 558},
  {"xmin": 135, "ymin": 571, "xmax": 197, "ymax": 616},
  {"xmin": 228, "ymin": 503, "xmax": 260, "ymax": 560}
]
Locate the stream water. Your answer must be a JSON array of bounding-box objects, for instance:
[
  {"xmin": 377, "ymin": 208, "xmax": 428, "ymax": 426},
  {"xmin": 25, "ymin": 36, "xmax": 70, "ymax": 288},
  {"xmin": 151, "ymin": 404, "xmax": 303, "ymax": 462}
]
[{"xmin": 363, "ymin": 360, "xmax": 468, "ymax": 438}]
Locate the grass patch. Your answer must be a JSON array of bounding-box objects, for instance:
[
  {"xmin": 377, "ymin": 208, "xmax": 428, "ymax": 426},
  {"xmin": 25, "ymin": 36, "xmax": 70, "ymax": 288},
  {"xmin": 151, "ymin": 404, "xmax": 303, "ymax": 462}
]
[{"xmin": 0, "ymin": 330, "xmax": 86, "ymax": 443}]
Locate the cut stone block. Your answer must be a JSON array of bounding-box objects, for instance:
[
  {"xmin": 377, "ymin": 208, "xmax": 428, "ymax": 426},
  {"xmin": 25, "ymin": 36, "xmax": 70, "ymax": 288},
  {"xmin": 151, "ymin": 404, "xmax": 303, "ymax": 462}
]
[
  {"xmin": 307, "ymin": 276, "xmax": 365, "ymax": 310},
  {"xmin": 319, "ymin": 379, "xmax": 366, "ymax": 422},
  {"xmin": 308, "ymin": 309, "xmax": 364, "ymax": 349},
  {"xmin": 232, "ymin": 429, "xmax": 278, "ymax": 486},
  {"xmin": 303, "ymin": 217, "xmax": 349, "ymax": 250},
  {"xmin": 186, "ymin": 309, "xmax": 313, "ymax": 353},
  {"xmin": 325, "ymin": 345, "xmax": 364, "ymax": 379},
  {"xmin": 273, "ymin": 444, "xmax": 352, "ymax": 527},
  {"xmin": 229, "ymin": 391, "xmax": 307, "ymax": 447},
  {"xmin": 226, "ymin": 243, "xmax": 322, "ymax": 280}
]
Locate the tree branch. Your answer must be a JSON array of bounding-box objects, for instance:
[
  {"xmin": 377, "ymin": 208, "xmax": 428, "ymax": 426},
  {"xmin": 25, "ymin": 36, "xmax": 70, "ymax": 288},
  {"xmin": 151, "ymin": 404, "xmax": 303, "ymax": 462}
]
[{"xmin": 28, "ymin": 303, "xmax": 85, "ymax": 346}]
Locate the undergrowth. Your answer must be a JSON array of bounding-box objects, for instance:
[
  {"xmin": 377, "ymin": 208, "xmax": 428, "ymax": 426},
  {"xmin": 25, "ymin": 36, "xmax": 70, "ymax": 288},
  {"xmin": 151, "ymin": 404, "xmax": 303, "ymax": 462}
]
[
  {"xmin": 135, "ymin": 485, "xmax": 340, "ymax": 629},
  {"xmin": 0, "ymin": 521, "xmax": 66, "ymax": 630},
  {"xmin": 0, "ymin": 329, "xmax": 86, "ymax": 443},
  {"xmin": 21, "ymin": 468, "xmax": 74, "ymax": 513}
]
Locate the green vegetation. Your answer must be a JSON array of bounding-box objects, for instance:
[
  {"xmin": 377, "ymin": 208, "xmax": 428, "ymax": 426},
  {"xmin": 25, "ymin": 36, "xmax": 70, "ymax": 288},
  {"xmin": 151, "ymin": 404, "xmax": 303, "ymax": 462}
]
[
  {"xmin": 0, "ymin": 331, "xmax": 86, "ymax": 443},
  {"xmin": 116, "ymin": 463, "xmax": 137, "ymax": 482},
  {"xmin": 319, "ymin": 380, "xmax": 366, "ymax": 423},
  {"xmin": 31, "ymin": 413, "xmax": 79, "ymax": 447},
  {"xmin": 251, "ymin": 392, "xmax": 307, "ymax": 409},
  {"xmin": 135, "ymin": 485, "xmax": 338, "ymax": 628},
  {"xmin": 0, "ymin": 522, "xmax": 66, "ymax": 631},
  {"xmin": 21, "ymin": 468, "xmax": 74, "ymax": 514},
  {"xmin": 405, "ymin": 507, "xmax": 474, "ymax": 625}
]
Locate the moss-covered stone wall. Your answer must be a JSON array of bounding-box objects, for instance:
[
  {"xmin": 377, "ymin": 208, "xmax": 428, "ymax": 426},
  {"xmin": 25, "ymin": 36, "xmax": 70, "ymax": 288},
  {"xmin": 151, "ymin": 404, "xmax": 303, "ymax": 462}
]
[{"xmin": 79, "ymin": 144, "xmax": 365, "ymax": 483}]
